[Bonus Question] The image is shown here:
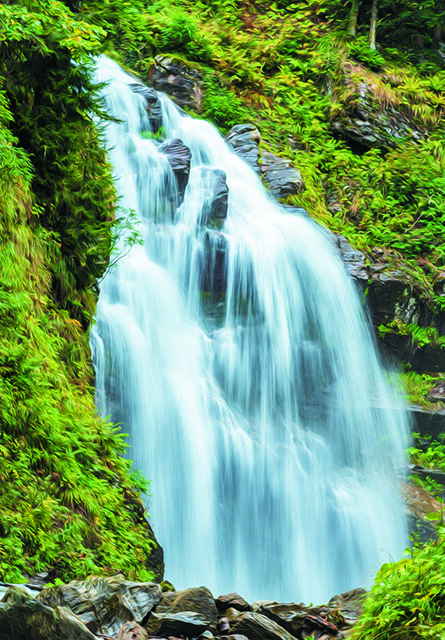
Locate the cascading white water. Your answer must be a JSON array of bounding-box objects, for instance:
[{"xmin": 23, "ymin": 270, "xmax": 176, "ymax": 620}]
[{"xmin": 91, "ymin": 56, "xmax": 409, "ymax": 603}]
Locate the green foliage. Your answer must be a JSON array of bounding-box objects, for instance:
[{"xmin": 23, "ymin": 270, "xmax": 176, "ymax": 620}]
[
  {"xmin": 350, "ymin": 529, "xmax": 445, "ymax": 639},
  {"xmin": 409, "ymin": 434, "xmax": 445, "ymax": 473}
]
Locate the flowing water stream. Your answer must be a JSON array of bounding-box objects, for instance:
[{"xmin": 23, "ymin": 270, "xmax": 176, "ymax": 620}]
[{"xmin": 91, "ymin": 57, "xmax": 409, "ymax": 603}]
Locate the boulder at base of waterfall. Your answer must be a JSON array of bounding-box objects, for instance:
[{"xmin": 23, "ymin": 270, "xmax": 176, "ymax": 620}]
[
  {"xmin": 131, "ymin": 85, "xmax": 163, "ymax": 134},
  {"xmin": 159, "ymin": 138, "xmax": 192, "ymax": 202},
  {"xmin": 37, "ymin": 575, "xmax": 162, "ymax": 638},
  {"xmin": 117, "ymin": 620, "xmax": 149, "ymax": 640},
  {"xmin": 260, "ymin": 152, "xmax": 305, "ymax": 197},
  {"xmin": 149, "ymin": 56, "xmax": 203, "ymax": 111},
  {"xmin": 228, "ymin": 611, "xmax": 297, "ymax": 640},
  {"xmin": 225, "ymin": 124, "xmax": 261, "ymax": 173},
  {"xmin": 155, "ymin": 586, "xmax": 218, "ymax": 628},
  {"xmin": 216, "ymin": 593, "xmax": 252, "ymax": 613},
  {"xmin": 328, "ymin": 588, "xmax": 367, "ymax": 630},
  {"xmin": 252, "ymin": 602, "xmax": 331, "ymax": 637},
  {"xmin": 0, "ymin": 587, "xmax": 96, "ymax": 640},
  {"xmin": 197, "ymin": 168, "xmax": 229, "ymax": 227},
  {"xmin": 145, "ymin": 611, "xmax": 210, "ymax": 636}
]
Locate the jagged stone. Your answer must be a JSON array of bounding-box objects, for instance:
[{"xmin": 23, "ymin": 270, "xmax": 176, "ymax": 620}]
[
  {"xmin": 117, "ymin": 620, "xmax": 149, "ymax": 640},
  {"xmin": 155, "ymin": 586, "xmax": 218, "ymax": 627},
  {"xmin": 253, "ymin": 602, "xmax": 330, "ymax": 637},
  {"xmin": 145, "ymin": 611, "xmax": 210, "ymax": 636},
  {"xmin": 131, "ymin": 85, "xmax": 163, "ymax": 133},
  {"xmin": 260, "ymin": 152, "xmax": 305, "ymax": 197},
  {"xmin": 149, "ymin": 56, "xmax": 203, "ymax": 111},
  {"xmin": 0, "ymin": 587, "xmax": 96, "ymax": 640},
  {"xmin": 37, "ymin": 576, "xmax": 162, "ymax": 638},
  {"xmin": 200, "ymin": 230, "xmax": 227, "ymax": 294},
  {"xmin": 229, "ymin": 611, "xmax": 296, "ymax": 640},
  {"xmin": 197, "ymin": 168, "xmax": 229, "ymax": 227},
  {"xmin": 159, "ymin": 138, "xmax": 192, "ymax": 203},
  {"xmin": 215, "ymin": 593, "xmax": 252, "ymax": 613},
  {"xmin": 225, "ymin": 124, "xmax": 261, "ymax": 172}
]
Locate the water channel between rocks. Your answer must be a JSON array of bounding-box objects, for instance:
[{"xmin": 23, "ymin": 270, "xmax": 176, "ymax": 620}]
[{"xmin": 91, "ymin": 56, "xmax": 409, "ymax": 604}]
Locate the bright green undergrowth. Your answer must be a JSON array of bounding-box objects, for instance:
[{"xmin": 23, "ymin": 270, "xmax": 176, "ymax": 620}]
[{"xmin": 0, "ymin": 0, "xmax": 158, "ymax": 583}]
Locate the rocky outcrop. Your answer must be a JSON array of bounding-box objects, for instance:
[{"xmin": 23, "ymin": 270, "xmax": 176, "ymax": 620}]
[
  {"xmin": 260, "ymin": 152, "xmax": 305, "ymax": 198},
  {"xmin": 0, "ymin": 579, "xmax": 364, "ymax": 640},
  {"xmin": 335, "ymin": 235, "xmax": 445, "ymax": 371},
  {"xmin": 132, "ymin": 85, "xmax": 163, "ymax": 133},
  {"xmin": 330, "ymin": 72, "xmax": 427, "ymax": 151},
  {"xmin": 225, "ymin": 124, "xmax": 261, "ymax": 172},
  {"xmin": 37, "ymin": 576, "xmax": 162, "ymax": 638},
  {"xmin": 149, "ymin": 56, "xmax": 203, "ymax": 111},
  {"xmin": 197, "ymin": 168, "xmax": 229, "ymax": 227},
  {"xmin": 159, "ymin": 138, "xmax": 192, "ymax": 203}
]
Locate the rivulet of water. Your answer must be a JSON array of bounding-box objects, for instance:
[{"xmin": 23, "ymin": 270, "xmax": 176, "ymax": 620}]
[{"xmin": 91, "ymin": 56, "xmax": 409, "ymax": 603}]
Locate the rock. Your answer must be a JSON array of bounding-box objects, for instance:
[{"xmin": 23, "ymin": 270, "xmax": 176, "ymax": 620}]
[
  {"xmin": 328, "ymin": 588, "xmax": 366, "ymax": 628},
  {"xmin": 404, "ymin": 481, "xmax": 442, "ymax": 543},
  {"xmin": 229, "ymin": 611, "xmax": 296, "ymax": 640},
  {"xmin": 0, "ymin": 586, "xmax": 96, "ymax": 640},
  {"xmin": 37, "ymin": 575, "xmax": 162, "ymax": 637},
  {"xmin": 132, "ymin": 85, "xmax": 163, "ymax": 134},
  {"xmin": 260, "ymin": 152, "xmax": 305, "ymax": 197},
  {"xmin": 155, "ymin": 586, "xmax": 218, "ymax": 628},
  {"xmin": 215, "ymin": 636, "xmax": 249, "ymax": 640},
  {"xmin": 428, "ymin": 381, "xmax": 445, "ymax": 402},
  {"xmin": 196, "ymin": 168, "xmax": 229, "ymax": 227},
  {"xmin": 159, "ymin": 138, "xmax": 192, "ymax": 203},
  {"xmin": 330, "ymin": 75, "xmax": 427, "ymax": 151},
  {"xmin": 225, "ymin": 124, "xmax": 261, "ymax": 172},
  {"xmin": 215, "ymin": 593, "xmax": 252, "ymax": 613},
  {"xmin": 145, "ymin": 611, "xmax": 210, "ymax": 636},
  {"xmin": 200, "ymin": 231, "xmax": 227, "ymax": 294},
  {"xmin": 218, "ymin": 616, "xmax": 231, "ymax": 634},
  {"xmin": 253, "ymin": 602, "xmax": 331, "ymax": 637},
  {"xmin": 149, "ymin": 56, "xmax": 203, "ymax": 111},
  {"xmin": 117, "ymin": 620, "xmax": 149, "ymax": 640}
]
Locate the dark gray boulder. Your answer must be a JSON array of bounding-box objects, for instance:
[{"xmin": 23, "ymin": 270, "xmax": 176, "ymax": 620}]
[
  {"xmin": 200, "ymin": 230, "xmax": 227, "ymax": 294},
  {"xmin": 159, "ymin": 138, "xmax": 192, "ymax": 203},
  {"xmin": 225, "ymin": 124, "xmax": 261, "ymax": 172},
  {"xmin": 197, "ymin": 168, "xmax": 229, "ymax": 227},
  {"xmin": 37, "ymin": 575, "xmax": 162, "ymax": 637},
  {"xmin": 252, "ymin": 602, "xmax": 331, "ymax": 637},
  {"xmin": 149, "ymin": 56, "xmax": 203, "ymax": 111},
  {"xmin": 0, "ymin": 587, "xmax": 95, "ymax": 640},
  {"xmin": 260, "ymin": 152, "xmax": 305, "ymax": 197},
  {"xmin": 132, "ymin": 85, "xmax": 163, "ymax": 134}
]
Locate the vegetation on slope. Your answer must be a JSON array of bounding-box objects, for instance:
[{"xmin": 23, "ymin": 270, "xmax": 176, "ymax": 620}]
[{"xmin": 0, "ymin": 0, "xmax": 159, "ymax": 583}]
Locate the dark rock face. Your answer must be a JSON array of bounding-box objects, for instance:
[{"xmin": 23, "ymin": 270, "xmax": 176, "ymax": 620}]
[
  {"xmin": 216, "ymin": 593, "xmax": 252, "ymax": 613},
  {"xmin": 225, "ymin": 124, "xmax": 261, "ymax": 173},
  {"xmin": 260, "ymin": 152, "xmax": 305, "ymax": 198},
  {"xmin": 149, "ymin": 55, "xmax": 203, "ymax": 111},
  {"xmin": 159, "ymin": 138, "xmax": 192, "ymax": 203},
  {"xmin": 335, "ymin": 235, "xmax": 445, "ymax": 371},
  {"xmin": 330, "ymin": 76, "xmax": 427, "ymax": 151},
  {"xmin": 200, "ymin": 231, "xmax": 228, "ymax": 294},
  {"xmin": 132, "ymin": 85, "xmax": 163, "ymax": 133},
  {"xmin": 0, "ymin": 587, "xmax": 96, "ymax": 640},
  {"xmin": 37, "ymin": 576, "xmax": 162, "ymax": 638},
  {"xmin": 197, "ymin": 168, "xmax": 229, "ymax": 227}
]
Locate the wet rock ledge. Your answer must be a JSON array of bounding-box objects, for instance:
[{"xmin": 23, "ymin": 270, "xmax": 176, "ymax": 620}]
[{"xmin": 0, "ymin": 577, "xmax": 366, "ymax": 640}]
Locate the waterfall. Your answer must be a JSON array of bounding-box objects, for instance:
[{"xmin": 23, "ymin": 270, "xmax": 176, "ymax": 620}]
[{"xmin": 91, "ymin": 57, "xmax": 409, "ymax": 604}]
